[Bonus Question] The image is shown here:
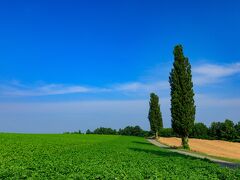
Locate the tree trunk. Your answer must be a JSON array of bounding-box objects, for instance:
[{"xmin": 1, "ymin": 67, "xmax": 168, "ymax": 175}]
[
  {"xmin": 155, "ymin": 131, "xmax": 159, "ymax": 139},
  {"xmin": 181, "ymin": 136, "xmax": 189, "ymax": 149}
]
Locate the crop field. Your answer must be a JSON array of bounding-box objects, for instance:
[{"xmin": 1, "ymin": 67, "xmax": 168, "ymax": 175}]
[
  {"xmin": 159, "ymin": 137, "xmax": 240, "ymax": 160},
  {"xmin": 0, "ymin": 134, "xmax": 240, "ymax": 179}
]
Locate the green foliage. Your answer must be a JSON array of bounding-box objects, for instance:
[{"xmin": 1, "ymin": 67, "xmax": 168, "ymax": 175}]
[
  {"xmin": 63, "ymin": 130, "xmax": 82, "ymax": 134},
  {"xmin": 93, "ymin": 127, "xmax": 117, "ymax": 135},
  {"xmin": 160, "ymin": 128, "xmax": 177, "ymax": 137},
  {"xmin": 235, "ymin": 122, "xmax": 240, "ymax": 138},
  {"xmin": 86, "ymin": 129, "xmax": 92, "ymax": 134},
  {"xmin": 209, "ymin": 119, "xmax": 238, "ymax": 140},
  {"xmin": 118, "ymin": 126, "xmax": 147, "ymax": 137},
  {"xmin": 209, "ymin": 122, "xmax": 222, "ymax": 139},
  {"xmin": 169, "ymin": 45, "xmax": 196, "ymax": 149},
  {"xmin": 163, "ymin": 119, "xmax": 240, "ymax": 142},
  {"xmin": 186, "ymin": 120, "xmax": 240, "ymax": 141},
  {"xmin": 0, "ymin": 133, "xmax": 239, "ymax": 179},
  {"xmin": 87, "ymin": 126, "xmax": 149, "ymax": 137},
  {"xmin": 148, "ymin": 93, "xmax": 163, "ymax": 137},
  {"xmin": 190, "ymin": 122, "xmax": 209, "ymax": 139},
  {"xmin": 221, "ymin": 119, "xmax": 237, "ymax": 140}
]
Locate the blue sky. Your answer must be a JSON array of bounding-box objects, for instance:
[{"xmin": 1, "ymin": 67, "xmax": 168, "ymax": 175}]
[{"xmin": 0, "ymin": 0, "xmax": 240, "ymax": 133}]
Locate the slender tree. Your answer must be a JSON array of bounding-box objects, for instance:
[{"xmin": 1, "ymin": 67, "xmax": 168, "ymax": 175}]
[
  {"xmin": 148, "ymin": 93, "xmax": 163, "ymax": 138},
  {"xmin": 169, "ymin": 45, "xmax": 196, "ymax": 149}
]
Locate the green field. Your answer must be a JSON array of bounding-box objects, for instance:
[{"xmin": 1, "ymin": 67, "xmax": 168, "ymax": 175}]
[{"xmin": 0, "ymin": 134, "xmax": 239, "ymax": 179}]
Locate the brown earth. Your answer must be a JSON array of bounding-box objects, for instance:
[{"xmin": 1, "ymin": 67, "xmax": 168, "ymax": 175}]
[{"xmin": 158, "ymin": 137, "xmax": 240, "ymax": 160}]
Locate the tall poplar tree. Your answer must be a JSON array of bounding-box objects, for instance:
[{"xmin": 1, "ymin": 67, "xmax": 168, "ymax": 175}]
[
  {"xmin": 169, "ymin": 45, "xmax": 196, "ymax": 149},
  {"xmin": 148, "ymin": 93, "xmax": 163, "ymax": 138}
]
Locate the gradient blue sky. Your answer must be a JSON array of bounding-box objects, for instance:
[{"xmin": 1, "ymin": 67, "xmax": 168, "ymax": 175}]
[{"xmin": 0, "ymin": 0, "xmax": 240, "ymax": 133}]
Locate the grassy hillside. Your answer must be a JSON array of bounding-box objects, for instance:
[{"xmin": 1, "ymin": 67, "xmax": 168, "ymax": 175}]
[{"xmin": 0, "ymin": 134, "xmax": 239, "ymax": 179}]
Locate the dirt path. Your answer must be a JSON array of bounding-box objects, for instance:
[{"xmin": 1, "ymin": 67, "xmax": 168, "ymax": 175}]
[{"xmin": 147, "ymin": 139, "xmax": 240, "ymax": 169}]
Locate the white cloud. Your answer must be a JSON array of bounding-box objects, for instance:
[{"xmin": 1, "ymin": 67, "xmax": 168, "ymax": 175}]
[
  {"xmin": 113, "ymin": 81, "xmax": 169, "ymax": 92},
  {"xmin": 193, "ymin": 62, "xmax": 240, "ymax": 85},
  {"xmin": 0, "ymin": 82, "xmax": 97, "ymax": 97},
  {"xmin": 0, "ymin": 80, "xmax": 169, "ymax": 97},
  {"xmin": 1, "ymin": 62, "xmax": 239, "ymax": 97}
]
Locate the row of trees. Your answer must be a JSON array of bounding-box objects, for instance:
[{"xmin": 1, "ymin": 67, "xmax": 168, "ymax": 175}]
[
  {"xmin": 65, "ymin": 119, "xmax": 240, "ymax": 142},
  {"xmin": 160, "ymin": 120, "xmax": 240, "ymax": 142},
  {"xmin": 87, "ymin": 127, "xmax": 117, "ymax": 135},
  {"xmin": 208, "ymin": 120, "xmax": 240, "ymax": 141},
  {"xmin": 148, "ymin": 45, "xmax": 195, "ymax": 149},
  {"xmin": 86, "ymin": 126, "xmax": 149, "ymax": 137}
]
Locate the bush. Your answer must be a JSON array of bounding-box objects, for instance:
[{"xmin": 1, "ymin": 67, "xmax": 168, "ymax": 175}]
[
  {"xmin": 160, "ymin": 128, "xmax": 176, "ymax": 137},
  {"xmin": 234, "ymin": 122, "xmax": 240, "ymax": 138},
  {"xmin": 93, "ymin": 127, "xmax": 117, "ymax": 135},
  {"xmin": 87, "ymin": 126, "xmax": 148, "ymax": 137},
  {"xmin": 208, "ymin": 119, "xmax": 239, "ymax": 141},
  {"xmin": 190, "ymin": 123, "xmax": 209, "ymax": 139},
  {"xmin": 118, "ymin": 126, "xmax": 147, "ymax": 137},
  {"xmin": 63, "ymin": 130, "xmax": 82, "ymax": 134},
  {"xmin": 220, "ymin": 119, "xmax": 237, "ymax": 140},
  {"xmin": 208, "ymin": 122, "xmax": 222, "ymax": 139},
  {"xmin": 86, "ymin": 129, "xmax": 92, "ymax": 134}
]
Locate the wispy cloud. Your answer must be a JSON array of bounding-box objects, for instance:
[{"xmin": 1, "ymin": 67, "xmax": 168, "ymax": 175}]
[
  {"xmin": 113, "ymin": 81, "xmax": 169, "ymax": 92},
  {"xmin": 0, "ymin": 82, "xmax": 98, "ymax": 97},
  {"xmin": 1, "ymin": 62, "xmax": 239, "ymax": 97},
  {"xmin": 193, "ymin": 62, "xmax": 240, "ymax": 85},
  {"xmin": 0, "ymin": 80, "xmax": 169, "ymax": 97}
]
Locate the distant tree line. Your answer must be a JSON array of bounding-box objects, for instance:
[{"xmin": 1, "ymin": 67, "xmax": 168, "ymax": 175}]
[
  {"xmin": 89, "ymin": 127, "xmax": 117, "ymax": 135},
  {"xmin": 63, "ymin": 119, "xmax": 240, "ymax": 142},
  {"xmin": 63, "ymin": 130, "xmax": 82, "ymax": 134},
  {"xmin": 85, "ymin": 126, "xmax": 149, "ymax": 137},
  {"xmin": 160, "ymin": 119, "xmax": 240, "ymax": 142}
]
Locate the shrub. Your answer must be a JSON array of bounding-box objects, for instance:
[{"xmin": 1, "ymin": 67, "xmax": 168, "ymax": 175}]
[
  {"xmin": 190, "ymin": 122, "xmax": 209, "ymax": 139},
  {"xmin": 160, "ymin": 128, "xmax": 176, "ymax": 137},
  {"xmin": 86, "ymin": 129, "xmax": 92, "ymax": 134},
  {"xmin": 235, "ymin": 121, "xmax": 240, "ymax": 138},
  {"xmin": 118, "ymin": 126, "xmax": 147, "ymax": 137},
  {"xmin": 208, "ymin": 120, "xmax": 238, "ymax": 141},
  {"xmin": 208, "ymin": 122, "xmax": 222, "ymax": 139},
  {"xmin": 220, "ymin": 119, "xmax": 237, "ymax": 140},
  {"xmin": 93, "ymin": 127, "xmax": 117, "ymax": 135}
]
